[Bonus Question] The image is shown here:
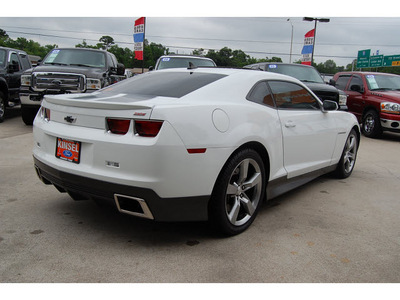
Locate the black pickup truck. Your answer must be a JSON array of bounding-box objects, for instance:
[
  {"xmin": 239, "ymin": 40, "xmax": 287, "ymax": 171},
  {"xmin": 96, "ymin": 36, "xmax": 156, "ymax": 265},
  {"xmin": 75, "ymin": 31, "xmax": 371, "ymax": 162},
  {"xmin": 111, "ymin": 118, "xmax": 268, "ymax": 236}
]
[
  {"xmin": 0, "ymin": 46, "xmax": 32, "ymax": 122},
  {"xmin": 20, "ymin": 48, "xmax": 125, "ymax": 125}
]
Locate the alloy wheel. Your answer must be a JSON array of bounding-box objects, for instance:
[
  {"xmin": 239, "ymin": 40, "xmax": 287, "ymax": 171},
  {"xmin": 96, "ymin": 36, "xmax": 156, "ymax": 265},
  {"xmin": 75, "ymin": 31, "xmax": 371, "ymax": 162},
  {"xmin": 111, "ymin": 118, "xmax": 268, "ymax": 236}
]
[{"xmin": 225, "ymin": 158, "xmax": 262, "ymax": 226}]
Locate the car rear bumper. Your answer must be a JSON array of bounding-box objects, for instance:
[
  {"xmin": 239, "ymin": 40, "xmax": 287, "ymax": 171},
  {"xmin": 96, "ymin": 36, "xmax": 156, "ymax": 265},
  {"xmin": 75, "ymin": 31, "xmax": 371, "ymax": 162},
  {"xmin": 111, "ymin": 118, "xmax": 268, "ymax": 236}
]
[{"xmin": 34, "ymin": 157, "xmax": 210, "ymax": 222}]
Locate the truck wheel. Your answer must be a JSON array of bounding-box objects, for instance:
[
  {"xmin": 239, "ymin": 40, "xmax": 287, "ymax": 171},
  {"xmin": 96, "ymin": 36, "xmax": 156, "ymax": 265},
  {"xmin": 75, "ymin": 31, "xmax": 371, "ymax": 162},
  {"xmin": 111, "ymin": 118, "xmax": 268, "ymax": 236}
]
[
  {"xmin": 0, "ymin": 91, "xmax": 5, "ymax": 123},
  {"xmin": 362, "ymin": 110, "xmax": 382, "ymax": 138},
  {"xmin": 21, "ymin": 105, "xmax": 38, "ymax": 125}
]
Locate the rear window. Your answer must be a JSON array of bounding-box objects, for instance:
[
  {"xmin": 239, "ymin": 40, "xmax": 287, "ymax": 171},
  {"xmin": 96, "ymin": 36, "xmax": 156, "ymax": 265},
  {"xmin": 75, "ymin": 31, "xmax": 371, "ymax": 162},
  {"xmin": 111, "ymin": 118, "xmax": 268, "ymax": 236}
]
[
  {"xmin": 101, "ymin": 71, "xmax": 226, "ymax": 98},
  {"xmin": 157, "ymin": 57, "xmax": 216, "ymax": 70}
]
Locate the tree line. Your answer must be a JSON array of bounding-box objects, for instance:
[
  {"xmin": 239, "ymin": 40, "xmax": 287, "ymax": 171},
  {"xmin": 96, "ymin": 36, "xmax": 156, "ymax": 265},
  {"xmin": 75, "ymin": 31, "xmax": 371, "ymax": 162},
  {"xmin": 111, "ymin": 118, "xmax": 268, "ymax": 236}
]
[{"xmin": 1, "ymin": 28, "xmax": 400, "ymax": 75}]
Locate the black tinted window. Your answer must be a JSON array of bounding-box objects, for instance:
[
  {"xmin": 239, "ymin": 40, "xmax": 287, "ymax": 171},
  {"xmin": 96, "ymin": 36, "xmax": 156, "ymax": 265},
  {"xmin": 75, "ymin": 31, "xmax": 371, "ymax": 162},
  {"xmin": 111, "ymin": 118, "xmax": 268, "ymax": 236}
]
[
  {"xmin": 19, "ymin": 54, "xmax": 31, "ymax": 69},
  {"xmin": 268, "ymin": 81, "xmax": 319, "ymax": 110},
  {"xmin": 247, "ymin": 81, "xmax": 275, "ymax": 107},
  {"xmin": 0, "ymin": 49, "xmax": 6, "ymax": 67},
  {"xmin": 335, "ymin": 75, "xmax": 351, "ymax": 90},
  {"xmin": 101, "ymin": 72, "xmax": 226, "ymax": 98},
  {"xmin": 348, "ymin": 76, "xmax": 363, "ymax": 90}
]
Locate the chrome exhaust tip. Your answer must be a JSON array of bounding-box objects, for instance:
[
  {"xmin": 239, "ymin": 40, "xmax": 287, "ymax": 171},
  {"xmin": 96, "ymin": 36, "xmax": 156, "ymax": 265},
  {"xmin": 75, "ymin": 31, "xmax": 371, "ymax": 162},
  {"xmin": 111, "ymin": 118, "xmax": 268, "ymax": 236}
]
[{"xmin": 114, "ymin": 194, "xmax": 154, "ymax": 220}]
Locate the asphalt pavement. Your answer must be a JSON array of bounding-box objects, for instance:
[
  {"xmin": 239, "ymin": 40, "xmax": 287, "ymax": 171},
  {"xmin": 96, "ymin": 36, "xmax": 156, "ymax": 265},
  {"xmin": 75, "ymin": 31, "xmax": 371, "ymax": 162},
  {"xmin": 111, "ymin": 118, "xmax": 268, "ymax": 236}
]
[{"xmin": 1, "ymin": 106, "xmax": 399, "ymax": 285}]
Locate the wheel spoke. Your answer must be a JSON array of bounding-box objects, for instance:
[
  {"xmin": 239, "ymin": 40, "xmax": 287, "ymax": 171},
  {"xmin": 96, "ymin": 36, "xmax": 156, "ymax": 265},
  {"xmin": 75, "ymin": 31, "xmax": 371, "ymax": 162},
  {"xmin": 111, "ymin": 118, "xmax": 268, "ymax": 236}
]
[
  {"xmin": 238, "ymin": 159, "xmax": 250, "ymax": 184},
  {"xmin": 227, "ymin": 197, "xmax": 241, "ymax": 224},
  {"xmin": 242, "ymin": 172, "xmax": 261, "ymax": 191},
  {"xmin": 240, "ymin": 195, "xmax": 255, "ymax": 216},
  {"xmin": 226, "ymin": 183, "xmax": 239, "ymax": 196}
]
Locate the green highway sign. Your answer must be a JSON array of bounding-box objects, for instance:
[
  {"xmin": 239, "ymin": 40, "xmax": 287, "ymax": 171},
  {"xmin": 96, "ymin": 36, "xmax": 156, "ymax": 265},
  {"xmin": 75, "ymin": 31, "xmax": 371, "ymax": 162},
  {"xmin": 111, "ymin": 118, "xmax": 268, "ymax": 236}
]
[
  {"xmin": 357, "ymin": 49, "xmax": 371, "ymax": 68},
  {"xmin": 356, "ymin": 50, "xmax": 400, "ymax": 68},
  {"xmin": 370, "ymin": 55, "xmax": 384, "ymax": 67},
  {"xmin": 383, "ymin": 55, "xmax": 400, "ymax": 67}
]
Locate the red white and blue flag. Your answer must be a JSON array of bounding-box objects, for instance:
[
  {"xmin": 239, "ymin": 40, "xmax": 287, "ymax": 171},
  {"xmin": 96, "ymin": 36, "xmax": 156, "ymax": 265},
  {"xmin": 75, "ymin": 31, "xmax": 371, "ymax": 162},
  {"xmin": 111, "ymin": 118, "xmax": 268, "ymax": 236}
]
[
  {"xmin": 301, "ymin": 29, "xmax": 314, "ymax": 65},
  {"xmin": 133, "ymin": 17, "xmax": 145, "ymax": 60}
]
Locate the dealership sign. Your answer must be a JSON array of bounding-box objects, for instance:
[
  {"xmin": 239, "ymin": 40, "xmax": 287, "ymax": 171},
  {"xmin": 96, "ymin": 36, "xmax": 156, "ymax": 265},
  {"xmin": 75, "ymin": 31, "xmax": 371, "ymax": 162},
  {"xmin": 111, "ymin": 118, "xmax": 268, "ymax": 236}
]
[
  {"xmin": 301, "ymin": 29, "xmax": 315, "ymax": 66},
  {"xmin": 357, "ymin": 49, "xmax": 400, "ymax": 68},
  {"xmin": 133, "ymin": 17, "xmax": 146, "ymax": 61}
]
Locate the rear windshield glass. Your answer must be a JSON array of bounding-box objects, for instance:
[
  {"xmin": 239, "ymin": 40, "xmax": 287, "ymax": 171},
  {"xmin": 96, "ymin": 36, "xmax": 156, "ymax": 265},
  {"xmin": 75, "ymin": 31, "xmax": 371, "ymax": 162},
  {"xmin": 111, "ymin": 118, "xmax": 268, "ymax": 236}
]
[
  {"xmin": 157, "ymin": 57, "xmax": 216, "ymax": 70},
  {"xmin": 101, "ymin": 71, "xmax": 226, "ymax": 98}
]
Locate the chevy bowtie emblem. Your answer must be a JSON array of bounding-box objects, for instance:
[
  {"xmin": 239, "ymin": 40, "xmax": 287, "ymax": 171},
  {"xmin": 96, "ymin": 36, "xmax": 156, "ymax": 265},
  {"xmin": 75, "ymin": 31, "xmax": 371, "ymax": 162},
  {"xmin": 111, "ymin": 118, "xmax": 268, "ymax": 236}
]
[{"xmin": 64, "ymin": 116, "xmax": 76, "ymax": 123}]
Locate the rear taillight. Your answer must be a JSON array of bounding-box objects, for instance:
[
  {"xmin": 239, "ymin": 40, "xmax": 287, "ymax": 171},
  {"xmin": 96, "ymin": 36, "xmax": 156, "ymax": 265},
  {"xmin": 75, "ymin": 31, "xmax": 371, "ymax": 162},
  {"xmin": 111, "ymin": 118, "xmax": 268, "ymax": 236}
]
[
  {"xmin": 135, "ymin": 120, "xmax": 163, "ymax": 137},
  {"xmin": 106, "ymin": 118, "xmax": 131, "ymax": 135},
  {"xmin": 40, "ymin": 107, "xmax": 50, "ymax": 121}
]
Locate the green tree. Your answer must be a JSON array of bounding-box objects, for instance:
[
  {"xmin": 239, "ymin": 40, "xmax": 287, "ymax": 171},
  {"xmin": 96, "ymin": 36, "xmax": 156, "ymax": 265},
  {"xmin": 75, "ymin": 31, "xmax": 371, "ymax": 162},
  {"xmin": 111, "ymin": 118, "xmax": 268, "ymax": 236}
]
[
  {"xmin": 0, "ymin": 29, "xmax": 8, "ymax": 38},
  {"xmin": 99, "ymin": 36, "xmax": 114, "ymax": 50}
]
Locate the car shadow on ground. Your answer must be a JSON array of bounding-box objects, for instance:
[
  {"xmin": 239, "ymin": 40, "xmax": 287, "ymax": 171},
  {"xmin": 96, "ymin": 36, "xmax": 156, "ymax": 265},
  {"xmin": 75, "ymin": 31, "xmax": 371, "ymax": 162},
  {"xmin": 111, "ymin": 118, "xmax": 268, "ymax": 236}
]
[{"xmin": 51, "ymin": 196, "xmax": 217, "ymax": 246}]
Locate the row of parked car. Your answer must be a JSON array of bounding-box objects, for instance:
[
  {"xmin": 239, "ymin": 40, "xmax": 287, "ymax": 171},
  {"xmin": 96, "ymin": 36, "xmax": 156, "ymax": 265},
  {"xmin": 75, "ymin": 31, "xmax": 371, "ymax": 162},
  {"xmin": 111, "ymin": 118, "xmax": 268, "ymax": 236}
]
[{"xmin": 1, "ymin": 46, "xmax": 400, "ymax": 138}]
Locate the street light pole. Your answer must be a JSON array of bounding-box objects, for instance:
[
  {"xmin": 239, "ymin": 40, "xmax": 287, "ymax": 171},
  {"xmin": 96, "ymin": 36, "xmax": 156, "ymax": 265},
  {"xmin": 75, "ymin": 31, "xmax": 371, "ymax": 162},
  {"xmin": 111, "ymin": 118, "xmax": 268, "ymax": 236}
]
[
  {"xmin": 303, "ymin": 17, "xmax": 330, "ymax": 66},
  {"xmin": 287, "ymin": 19, "xmax": 293, "ymax": 63}
]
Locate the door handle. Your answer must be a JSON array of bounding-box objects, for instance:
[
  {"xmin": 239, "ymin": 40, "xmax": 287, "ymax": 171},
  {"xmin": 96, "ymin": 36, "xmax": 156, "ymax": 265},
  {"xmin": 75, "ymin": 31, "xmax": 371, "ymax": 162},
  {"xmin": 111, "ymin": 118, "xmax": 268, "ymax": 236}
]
[{"xmin": 285, "ymin": 121, "xmax": 296, "ymax": 128}]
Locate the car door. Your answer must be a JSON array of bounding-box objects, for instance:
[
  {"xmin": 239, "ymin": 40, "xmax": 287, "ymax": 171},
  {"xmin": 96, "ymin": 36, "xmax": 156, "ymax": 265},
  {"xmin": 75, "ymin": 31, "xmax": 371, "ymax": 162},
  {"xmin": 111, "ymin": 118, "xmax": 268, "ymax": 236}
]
[
  {"xmin": 268, "ymin": 80, "xmax": 338, "ymax": 178},
  {"xmin": 7, "ymin": 52, "xmax": 23, "ymax": 100},
  {"xmin": 344, "ymin": 75, "xmax": 366, "ymax": 121}
]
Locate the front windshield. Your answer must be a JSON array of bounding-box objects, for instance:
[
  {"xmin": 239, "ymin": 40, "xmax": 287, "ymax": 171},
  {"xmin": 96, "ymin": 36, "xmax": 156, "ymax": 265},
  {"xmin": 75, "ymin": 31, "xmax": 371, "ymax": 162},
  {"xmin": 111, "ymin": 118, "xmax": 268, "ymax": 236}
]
[
  {"xmin": 43, "ymin": 49, "xmax": 106, "ymax": 68},
  {"xmin": 157, "ymin": 57, "xmax": 216, "ymax": 70},
  {"xmin": 266, "ymin": 64, "xmax": 325, "ymax": 83},
  {"xmin": 0, "ymin": 49, "xmax": 6, "ymax": 68},
  {"xmin": 365, "ymin": 74, "xmax": 400, "ymax": 91}
]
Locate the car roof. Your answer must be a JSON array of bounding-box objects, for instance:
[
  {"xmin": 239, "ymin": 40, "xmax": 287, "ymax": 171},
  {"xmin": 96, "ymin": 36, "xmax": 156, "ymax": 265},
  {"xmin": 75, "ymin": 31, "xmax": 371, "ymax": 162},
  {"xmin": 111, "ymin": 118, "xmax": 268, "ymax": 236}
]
[
  {"xmin": 158, "ymin": 54, "xmax": 213, "ymax": 60},
  {"xmin": 334, "ymin": 71, "xmax": 400, "ymax": 77},
  {"xmin": 247, "ymin": 62, "xmax": 316, "ymax": 69},
  {"xmin": 155, "ymin": 66, "xmax": 303, "ymax": 82},
  {"xmin": 0, "ymin": 46, "xmax": 28, "ymax": 54}
]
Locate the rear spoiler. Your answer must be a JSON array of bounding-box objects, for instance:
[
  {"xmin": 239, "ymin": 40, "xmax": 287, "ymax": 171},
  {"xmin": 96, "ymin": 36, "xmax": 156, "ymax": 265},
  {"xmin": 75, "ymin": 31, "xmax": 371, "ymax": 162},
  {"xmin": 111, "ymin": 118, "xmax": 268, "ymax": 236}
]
[{"xmin": 43, "ymin": 93, "xmax": 154, "ymax": 111}]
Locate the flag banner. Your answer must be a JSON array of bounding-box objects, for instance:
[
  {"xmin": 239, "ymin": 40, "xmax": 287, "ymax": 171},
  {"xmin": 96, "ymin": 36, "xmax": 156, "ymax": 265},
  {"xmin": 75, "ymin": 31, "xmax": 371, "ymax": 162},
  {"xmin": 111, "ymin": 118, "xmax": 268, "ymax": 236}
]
[
  {"xmin": 301, "ymin": 29, "xmax": 314, "ymax": 65},
  {"xmin": 133, "ymin": 17, "xmax": 145, "ymax": 60}
]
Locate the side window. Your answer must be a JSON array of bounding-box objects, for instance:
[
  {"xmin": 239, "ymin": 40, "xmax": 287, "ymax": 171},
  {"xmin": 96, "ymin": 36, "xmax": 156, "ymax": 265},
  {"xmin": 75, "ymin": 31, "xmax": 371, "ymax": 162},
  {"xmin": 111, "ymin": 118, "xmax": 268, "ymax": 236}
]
[
  {"xmin": 9, "ymin": 52, "xmax": 22, "ymax": 69},
  {"xmin": 247, "ymin": 81, "xmax": 275, "ymax": 107},
  {"xmin": 348, "ymin": 76, "xmax": 363, "ymax": 91},
  {"xmin": 19, "ymin": 54, "xmax": 31, "ymax": 70},
  {"xmin": 268, "ymin": 81, "xmax": 320, "ymax": 110},
  {"xmin": 107, "ymin": 53, "xmax": 116, "ymax": 68},
  {"xmin": 335, "ymin": 75, "xmax": 351, "ymax": 90}
]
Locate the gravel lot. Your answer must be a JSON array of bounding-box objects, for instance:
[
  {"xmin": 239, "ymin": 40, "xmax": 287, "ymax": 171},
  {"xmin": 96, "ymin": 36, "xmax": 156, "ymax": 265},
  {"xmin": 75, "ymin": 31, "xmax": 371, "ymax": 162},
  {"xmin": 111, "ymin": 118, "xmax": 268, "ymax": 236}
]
[{"xmin": 1, "ymin": 106, "xmax": 399, "ymax": 286}]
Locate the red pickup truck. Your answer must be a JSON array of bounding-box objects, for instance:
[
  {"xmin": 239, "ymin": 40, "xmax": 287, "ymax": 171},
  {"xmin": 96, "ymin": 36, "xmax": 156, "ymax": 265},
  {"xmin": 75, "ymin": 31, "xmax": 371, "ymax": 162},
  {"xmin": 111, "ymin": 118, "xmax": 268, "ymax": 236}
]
[{"xmin": 331, "ymin": 71, "xmax": 400, "ymax": 138}]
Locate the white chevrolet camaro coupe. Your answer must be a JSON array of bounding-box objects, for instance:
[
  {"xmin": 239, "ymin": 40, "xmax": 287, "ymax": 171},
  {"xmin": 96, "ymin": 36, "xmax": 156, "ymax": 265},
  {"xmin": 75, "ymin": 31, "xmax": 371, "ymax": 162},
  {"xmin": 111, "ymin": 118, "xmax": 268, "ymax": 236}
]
[{"xmin": 33, "ymin": 67, "xmax": 360, "ymax": 235}]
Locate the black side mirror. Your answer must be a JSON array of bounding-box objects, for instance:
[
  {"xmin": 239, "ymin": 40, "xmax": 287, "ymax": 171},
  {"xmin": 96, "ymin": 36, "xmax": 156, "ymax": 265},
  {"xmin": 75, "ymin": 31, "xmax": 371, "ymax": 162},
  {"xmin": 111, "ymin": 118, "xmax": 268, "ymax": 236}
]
[
  {"xmin": 350, "ymin": 84, "xmax": 363, "ymax": 93},
  {"xmin": 8, "ymin": 61, "xmax": 20, "ymax": 72},
  {"xmin": 329, "ymin": 79, "xmax": 336, "ymax": 86},
  {"xmin": 116, "ymin": 63, "xmax": 125, "ymax": 76},
  {"xmin": 322, "ymin": 100, "xmax": 338, "ymax": 112}
]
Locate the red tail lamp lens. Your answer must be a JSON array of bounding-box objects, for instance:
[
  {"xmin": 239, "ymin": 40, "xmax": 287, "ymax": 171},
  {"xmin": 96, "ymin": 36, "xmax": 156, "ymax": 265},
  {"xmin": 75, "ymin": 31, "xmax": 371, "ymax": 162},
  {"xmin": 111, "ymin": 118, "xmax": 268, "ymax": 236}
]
[
  {"xmin": 107, "ymin": 118, "xmax": 131, "ymax": 135},
  {"xmin": 135, "ymin": 120, "xmax": 163, "ymax": 137}
]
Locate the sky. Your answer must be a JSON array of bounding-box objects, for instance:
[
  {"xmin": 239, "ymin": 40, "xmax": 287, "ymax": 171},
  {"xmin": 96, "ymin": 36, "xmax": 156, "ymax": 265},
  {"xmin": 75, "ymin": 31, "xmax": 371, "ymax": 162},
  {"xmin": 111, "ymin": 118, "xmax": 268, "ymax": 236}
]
[{"xmin": 1, "ymin": 1, "xmax": 400, "ymax": 67}]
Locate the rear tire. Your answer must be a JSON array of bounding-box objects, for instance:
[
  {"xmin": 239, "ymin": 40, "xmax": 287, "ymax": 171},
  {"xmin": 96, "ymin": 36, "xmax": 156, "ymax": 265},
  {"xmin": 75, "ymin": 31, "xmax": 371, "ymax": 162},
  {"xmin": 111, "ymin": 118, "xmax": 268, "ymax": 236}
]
[
  {"xmin": 209, "ymin": 148, "xmax": 266, "ymax": 236},
  {"xmin": 21, "ymin": 105, "xmax": 39, "ymax": 125},
  {"xmin": 334, "ymin": 129, "xmax": 359, "ymax": 179}
]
